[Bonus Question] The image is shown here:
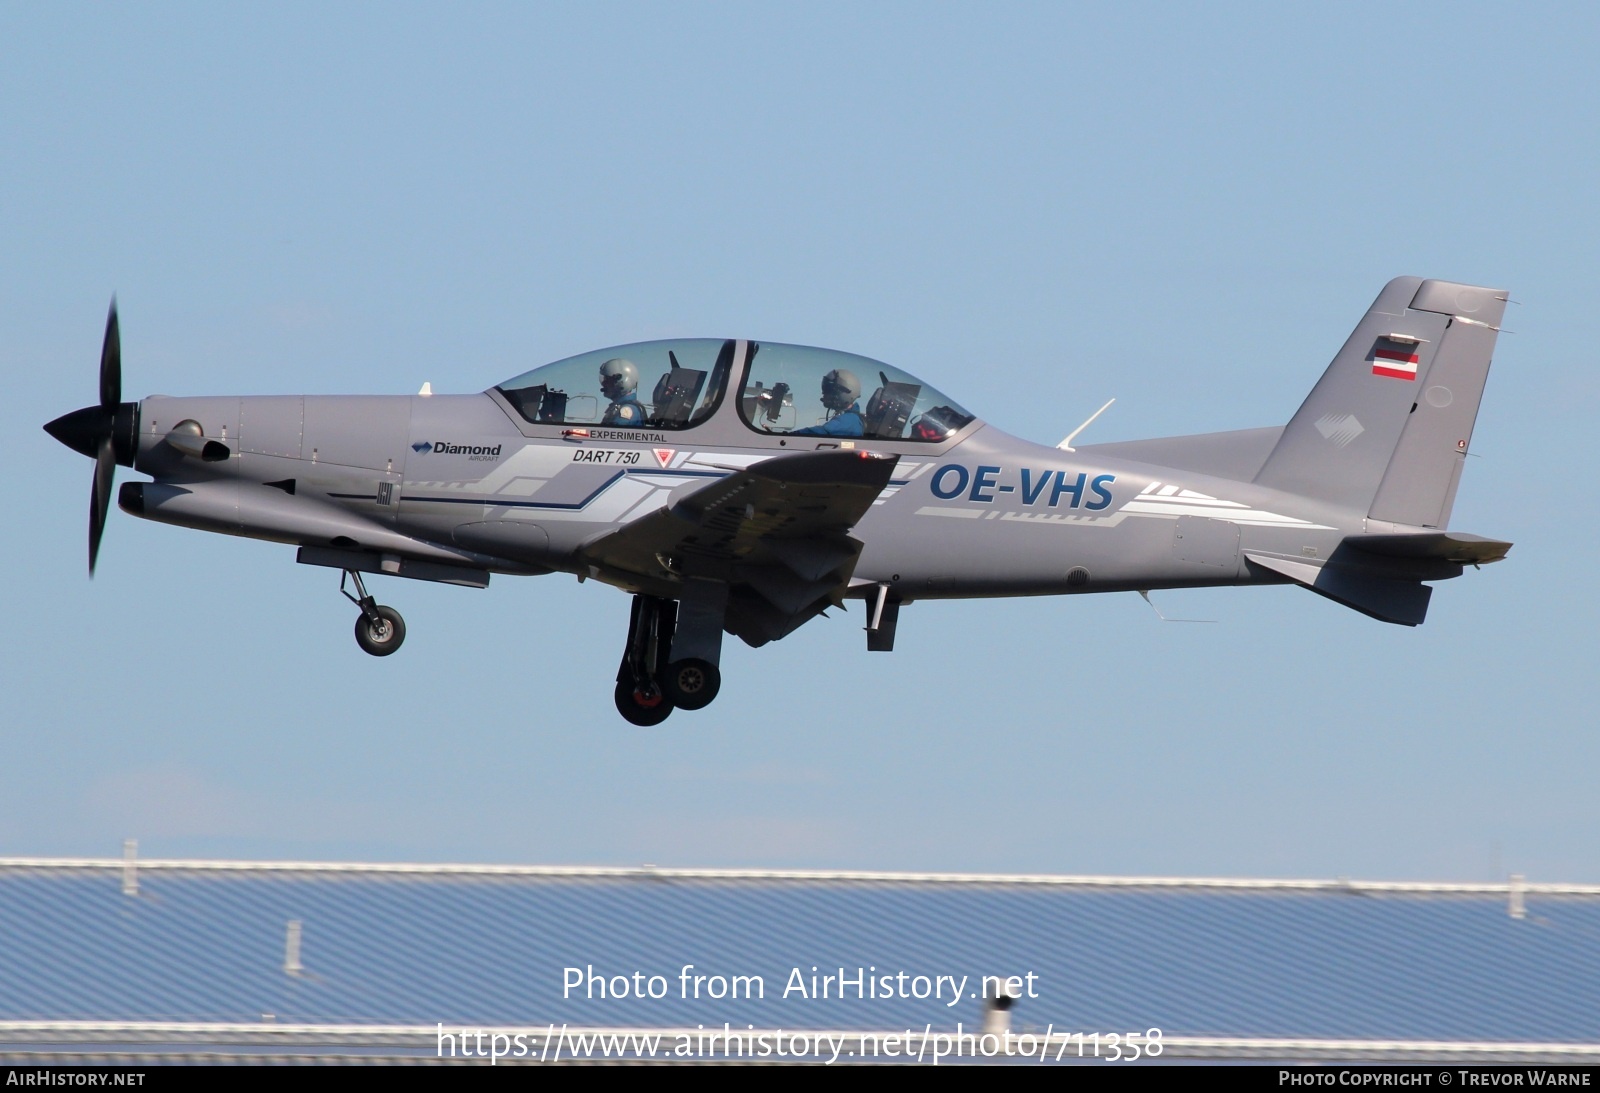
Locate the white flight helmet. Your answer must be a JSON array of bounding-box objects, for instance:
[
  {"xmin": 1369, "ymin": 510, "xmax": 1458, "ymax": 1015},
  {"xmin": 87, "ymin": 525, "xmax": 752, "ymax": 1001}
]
[
  {"xmin": 599, "ymin": 358, "xmax": 639, "ymax": 399},
  {"xmin": 820, "ymin": 368, "xmax": 861, "ymax": 412}
]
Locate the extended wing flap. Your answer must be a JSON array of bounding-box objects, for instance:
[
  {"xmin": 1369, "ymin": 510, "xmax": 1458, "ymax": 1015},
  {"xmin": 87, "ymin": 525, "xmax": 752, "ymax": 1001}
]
[{"xmin": 580, "ymin": 448, "xmax": 898, "ymax": 585}]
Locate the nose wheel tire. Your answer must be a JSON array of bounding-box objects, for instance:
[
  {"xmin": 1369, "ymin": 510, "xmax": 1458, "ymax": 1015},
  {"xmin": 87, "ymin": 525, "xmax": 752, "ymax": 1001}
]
[
  {"xmin": 615, "ymin": 679, "xmax": 674, "ymax": 726},
  {"xmin": 662, "ymin": 658, "xmax": 720, "ymax": 710},
  {"xmin": 354, "ymin": 605, "xmax": 406, "ymax": 656}
]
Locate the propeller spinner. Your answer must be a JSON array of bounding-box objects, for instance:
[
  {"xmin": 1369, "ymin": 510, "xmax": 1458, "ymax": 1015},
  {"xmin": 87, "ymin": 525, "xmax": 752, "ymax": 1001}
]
[{"xmin": 44, "ymin": 300, "xmax": 140, "ymax": 575}]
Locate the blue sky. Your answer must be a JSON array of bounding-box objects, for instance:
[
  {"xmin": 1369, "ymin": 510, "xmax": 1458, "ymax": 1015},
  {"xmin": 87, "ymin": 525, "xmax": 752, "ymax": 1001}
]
[{"xmin": 2, "ymin": 3, "xmax": 1595, "ymax": 882}]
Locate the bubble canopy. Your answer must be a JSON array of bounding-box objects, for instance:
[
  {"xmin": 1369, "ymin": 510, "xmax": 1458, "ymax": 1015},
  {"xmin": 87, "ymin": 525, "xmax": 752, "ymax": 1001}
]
[
  {"xmin": 495, "ymin": 339, "xmax": 736, "ymax": 431},
  {"xmin": 495, "ymin": 339, "xmax": 974, "ymax": 441}
]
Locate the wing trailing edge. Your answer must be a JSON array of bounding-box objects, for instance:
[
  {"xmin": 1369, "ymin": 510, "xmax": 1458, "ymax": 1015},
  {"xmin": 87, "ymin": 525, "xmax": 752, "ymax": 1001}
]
[{"xmin": 578, "ymin": 448, "xmax": 900, "ymax": 646}]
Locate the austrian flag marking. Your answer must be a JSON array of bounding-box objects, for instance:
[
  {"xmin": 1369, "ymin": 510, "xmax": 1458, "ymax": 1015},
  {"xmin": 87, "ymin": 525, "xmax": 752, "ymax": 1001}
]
[{"xmin": 1370, "ymin": 344, "xmax": 1420, "ymax": 381}]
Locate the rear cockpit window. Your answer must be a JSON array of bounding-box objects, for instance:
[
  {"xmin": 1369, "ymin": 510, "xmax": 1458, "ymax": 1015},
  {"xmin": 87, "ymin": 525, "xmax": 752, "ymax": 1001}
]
[
  {"xmin": 737, "ymin": 342, "xmax": 974, "ymax": 442},
  {"xmin": 495, "ymin": 339, "xmax": 735, "ymax": 430}
]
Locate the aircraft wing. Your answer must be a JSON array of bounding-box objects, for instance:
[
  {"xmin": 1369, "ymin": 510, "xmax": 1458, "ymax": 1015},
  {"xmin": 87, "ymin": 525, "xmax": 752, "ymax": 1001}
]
[{"xmin": 578, "ymin": 448, "xmax": 899, "ymax": 645}]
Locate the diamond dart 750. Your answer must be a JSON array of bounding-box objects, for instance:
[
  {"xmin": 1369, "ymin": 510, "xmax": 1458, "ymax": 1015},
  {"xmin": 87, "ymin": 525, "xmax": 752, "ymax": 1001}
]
[{"xmin": 45, "ymin": 277, "xmax": 1512, "ymax": 724}]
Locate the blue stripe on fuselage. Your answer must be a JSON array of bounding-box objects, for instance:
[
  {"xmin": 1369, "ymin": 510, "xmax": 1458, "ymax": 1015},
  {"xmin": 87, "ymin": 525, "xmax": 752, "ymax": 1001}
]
[{"xmin": 403, "ymin": 468, "xmax": 728, "ymax": 511}]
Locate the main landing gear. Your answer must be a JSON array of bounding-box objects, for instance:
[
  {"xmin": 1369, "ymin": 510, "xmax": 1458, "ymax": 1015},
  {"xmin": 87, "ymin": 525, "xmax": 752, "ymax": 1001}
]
[
  {"xmin": 342, "ymin": 569, "xmax": 406, "ymax": 656},
  {"xmin": 614, "ymin": 593, "xmax": 724, "ymax": 726}
]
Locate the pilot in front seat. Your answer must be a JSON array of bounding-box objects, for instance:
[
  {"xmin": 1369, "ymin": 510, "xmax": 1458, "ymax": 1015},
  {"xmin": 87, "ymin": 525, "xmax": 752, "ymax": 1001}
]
[
  {"xmin": 792, "ymin": 368, "xmax": 863, "ymax": 437},
  {"xmin": 599, "ymin": 358, "xmax": 645, "ymax": 427}
]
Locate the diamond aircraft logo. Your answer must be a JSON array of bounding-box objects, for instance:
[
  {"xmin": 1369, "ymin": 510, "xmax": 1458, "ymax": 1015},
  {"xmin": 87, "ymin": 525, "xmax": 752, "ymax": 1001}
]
[
  {"xmin": 412, "ymin": 440, "xmax": 503, "ymax": 461},
  {"xmin": 1313, "ymin": 413, "xmax": 1365, "ymax": 449}
]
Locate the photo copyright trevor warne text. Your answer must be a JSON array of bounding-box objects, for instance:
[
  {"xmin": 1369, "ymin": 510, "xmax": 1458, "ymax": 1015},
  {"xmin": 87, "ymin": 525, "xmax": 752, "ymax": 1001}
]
[{"xmin": 1281, "ymin": 1072, "xmax": 1591, "ymax": 1086}]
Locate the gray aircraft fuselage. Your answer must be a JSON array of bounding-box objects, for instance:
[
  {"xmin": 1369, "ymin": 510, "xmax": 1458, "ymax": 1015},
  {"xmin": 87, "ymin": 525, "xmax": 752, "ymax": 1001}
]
[
  {"xmin": 122, "ymin": 390, "xmax": 1352, "ymax": 598},
  {"xmin": 51, "ymin": 276, "xmax": 1513, "ymax": 720}
]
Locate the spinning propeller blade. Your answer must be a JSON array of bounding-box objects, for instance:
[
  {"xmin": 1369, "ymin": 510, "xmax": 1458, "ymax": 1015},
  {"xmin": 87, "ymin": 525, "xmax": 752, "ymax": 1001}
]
[
  {"xmin": 90, "ymin": 437, "xmax": 115, "ymax": 575},
  {"xmin": 99, "ymin": 302, "xmax": 120, "ymax": 411},
  {"xmin": 44, "ymin": 298, "xmax": 132, "ymax": 576}
]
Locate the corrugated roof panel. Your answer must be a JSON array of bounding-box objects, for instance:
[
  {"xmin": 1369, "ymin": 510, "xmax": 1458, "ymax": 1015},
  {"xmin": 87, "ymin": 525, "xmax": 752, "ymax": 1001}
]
[{"xmin": 1, "ymin": 865, "xmax": 1597, "ymax": 1042}]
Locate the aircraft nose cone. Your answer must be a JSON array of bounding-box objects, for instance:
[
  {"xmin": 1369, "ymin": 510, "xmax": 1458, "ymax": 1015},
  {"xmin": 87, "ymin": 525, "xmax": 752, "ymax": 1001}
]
[{"xmin": 44, "ymin": 404, "xmax": 112, "ymax": 458}]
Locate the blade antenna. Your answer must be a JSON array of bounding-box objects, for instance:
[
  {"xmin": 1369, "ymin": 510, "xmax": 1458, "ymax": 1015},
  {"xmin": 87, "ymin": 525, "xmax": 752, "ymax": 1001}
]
[
  {"xmin": 1138, "ymin": 590, "xmax": 1216, "ymax": 624},
  {"xmin": 1057, "ymin": 398, "xmax": 1114, "ymax": 452}
]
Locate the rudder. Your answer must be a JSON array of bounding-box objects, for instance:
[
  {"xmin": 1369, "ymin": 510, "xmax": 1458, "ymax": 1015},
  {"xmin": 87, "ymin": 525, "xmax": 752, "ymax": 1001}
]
[{"xmin": 1368, "ymin": 281, "xmax": 1506, "ymax": 527}]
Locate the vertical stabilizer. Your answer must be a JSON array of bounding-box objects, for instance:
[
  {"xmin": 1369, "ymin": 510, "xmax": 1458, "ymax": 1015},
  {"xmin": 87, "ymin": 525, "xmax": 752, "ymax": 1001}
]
[{"xmin": 1253, "ymin": 277, "xmax": 1506, "ymax": 526}]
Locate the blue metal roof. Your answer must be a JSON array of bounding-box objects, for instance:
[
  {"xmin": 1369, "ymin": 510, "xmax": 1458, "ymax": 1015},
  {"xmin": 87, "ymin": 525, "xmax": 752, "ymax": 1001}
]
[{"xmin": 1, "ymin": 862, "xmax": 1597, "ymax": 1044}]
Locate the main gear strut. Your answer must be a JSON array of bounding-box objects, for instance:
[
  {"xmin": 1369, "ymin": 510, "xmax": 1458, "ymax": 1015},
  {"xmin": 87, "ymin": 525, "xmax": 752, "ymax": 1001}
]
[{"xmin": 614, "ymin": 594, "xmax": 676, "ymax": 725}]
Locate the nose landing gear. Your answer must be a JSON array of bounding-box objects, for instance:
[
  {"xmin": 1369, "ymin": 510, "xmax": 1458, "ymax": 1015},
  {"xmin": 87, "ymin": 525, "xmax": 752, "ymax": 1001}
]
[{"xmin": 342, "ymin": 569, "xmax": 406, "ymax": 656}]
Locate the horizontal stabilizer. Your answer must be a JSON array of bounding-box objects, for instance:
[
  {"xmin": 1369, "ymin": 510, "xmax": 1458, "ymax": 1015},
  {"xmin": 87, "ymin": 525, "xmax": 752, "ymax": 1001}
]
[
  {"xmin": 1245, "ymin": 552, "xmax": 1432, "ymax": 627},
  {"xmin": 1344, "ymin": 531, "xmax": 1512, "ymax": 565},
  {"xmin": 1077, "ymin": 426, "xmax": 1284, "ymax": 482}
]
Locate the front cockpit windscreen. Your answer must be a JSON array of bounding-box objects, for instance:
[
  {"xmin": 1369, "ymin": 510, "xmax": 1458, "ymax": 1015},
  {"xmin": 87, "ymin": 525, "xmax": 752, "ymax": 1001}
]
[
  {"xmin": 738, "ymin": 342, "xmax": 975, "ymax": 442},
  {"xmin": 495, "ymin": 339, "xmax": 735, "ymax": 430}
]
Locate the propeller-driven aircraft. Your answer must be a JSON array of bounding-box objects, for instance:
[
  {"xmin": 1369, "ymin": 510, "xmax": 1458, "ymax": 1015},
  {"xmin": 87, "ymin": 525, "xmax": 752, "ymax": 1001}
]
[{"xmin": 46, "ymin": 277, "xmax": 1512, "ymax": 724}]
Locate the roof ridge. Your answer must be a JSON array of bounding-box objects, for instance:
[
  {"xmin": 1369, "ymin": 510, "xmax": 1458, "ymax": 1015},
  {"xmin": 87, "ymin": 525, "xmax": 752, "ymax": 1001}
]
[{"xmin": 0, "ymin": 857, "xmax": 1594, "ymax": 896}]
